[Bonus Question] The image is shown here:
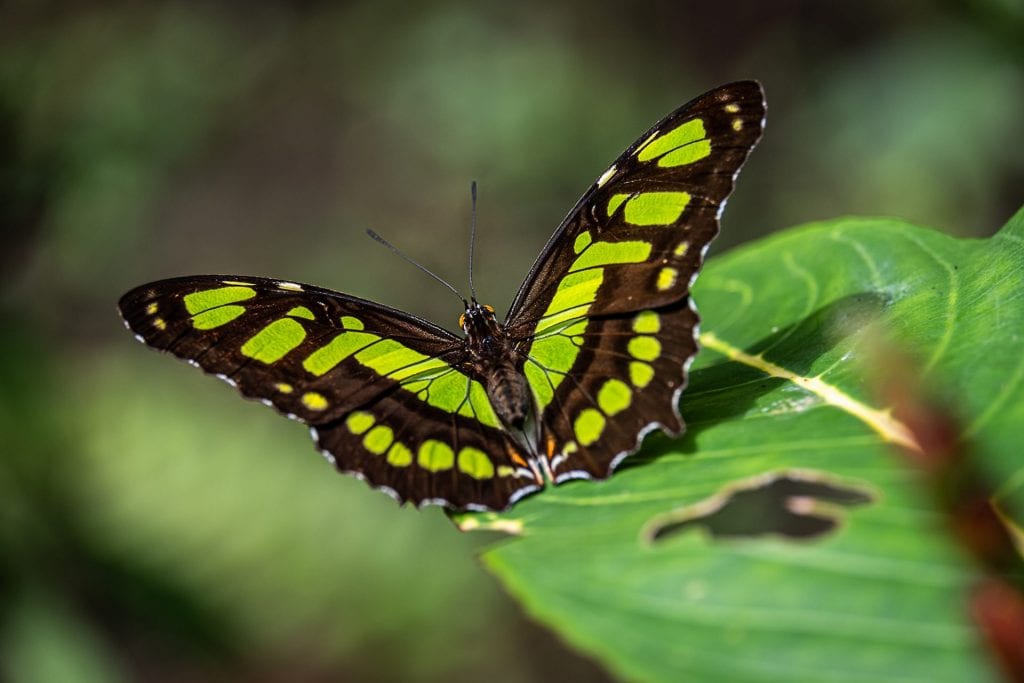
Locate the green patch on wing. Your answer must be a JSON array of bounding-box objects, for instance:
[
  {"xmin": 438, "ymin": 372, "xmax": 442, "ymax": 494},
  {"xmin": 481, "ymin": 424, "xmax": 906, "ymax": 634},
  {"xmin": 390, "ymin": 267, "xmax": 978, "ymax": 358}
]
[
  {"xmin": 241, "ymin": 318, "xmax": 307, "ymax": 363},
  {"xmin": 418, "ymin": 440, "xmax": 455, "ymax": 472},
  {"xmin": 458, "ymin": 447, "xmax": 495, "ymax": 479},
  {"xmin": 184, "ymin": 285, "xmax": 256, "ymax": 314},
  {"xmin": 622, "ymin": 192, "xmax": 691, "ymax": 226},
  {"xmin": 191, "ymin": 305, "xmax": 245, "ymax": 330},
  {"xmin": 303, "ymin": 331, "xmax": 377, "ymax": 375},
  {"xmin": 636, "ymin": 118, "xmax": 710, "ymax": 167}
]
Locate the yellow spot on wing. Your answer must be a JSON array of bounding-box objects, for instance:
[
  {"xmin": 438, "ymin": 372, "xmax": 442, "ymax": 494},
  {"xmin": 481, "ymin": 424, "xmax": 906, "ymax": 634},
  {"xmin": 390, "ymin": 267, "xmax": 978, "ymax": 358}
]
[
  {"xmin": 597, "ymin": 379, "xmax": 631, "ymax": 416},
  {"xmin": 573, "ymin": 231, "xmax": 592, "ymax": 254},
  {"xmin": 153, "ymin": 317, "xmax": 167, "ymax": 331},
  {"xmin": 537, "ymin": 269, "xmax": 604, "ymax": 333},
  {"xmin": 241, "ymin": 318, "xmax": 307, "ymax": 364},
  {"xmin": 146, "ymin": 303, "xmax": 158, "ymax": 315},
  {"xmin": 633, "ymin": 310, "xmax": 660, "ymax": 334},
  {"xmin": 356, "ymin": 339, "xmax": 435, "ymax": 378},
  {"xmin": 275, "ymin": 382, "xmax": 293, "ymax": 394},
  {"xmin": 346, "ymin": 411, "xmax": 374, "ymax": 434},
  {"xmin": 303, "ymin": 331, "xmax": 377, "ymax": 376},
  {"xmin": 341, "ymin": 316, "xmax": 364, "ymax": 330},
  {"xmin": 287, "ymin": 306, "xmax": 315, "ymax": 319},
  {"xmin": 674, "ymin": 241, "xmax": 690, "ymax": 256},
  {"xmin": 302, "ymin": 392, "xmax": 328, "ymax": 411},
  {"xmin": 628, "ymin": 336, "xmax": 661, "ymax": 361},
  {"xmin": 725, "ymin": 103, "xmax": 740, "ymax": 113},
  {"xmin": 637, "ymin": 119, "xmax": 710, "ymax": 167},
  {"xmin": 659, "ymin": 139, "xmax": 711, "ymax": 167},
  {"xmin": 732, "ymin": 118, "xmax": 743, "ymax": 132},
  {"xmin": 630, "ymin": 361, "xmax": 654, "ymax": 388},
  {"xmin": 623, "ymin": 192, "xmax": 691, "ymax": 226},
  {"xmin": 457, "ymin": 447, "xmax": 494, "ymax": 479},
  {"xmin": 387, "ymin": 442, "xmax": 413, "ymax": 466},
  {"xmin": 310, "ymin": 328, "xmax": 477, "ymax": 420},
  {"xmin": 184, "ymin": 286, "xmax": 255, "ymax": 314},
  {"xmin": 574, "ymin": 408, "xmax": 606, "ymax": 446},
  {"xmin": 418, "ymin": 440, "xmax": 454, "ymax": 472},
  {"xmin": 570, "ymin": 240, "xmax": 651, "ymax": 272},
  {"xmin": 607, "ymin": 193, "xmax": 629, "ymax": 217},
  {"xmin": 191, "ymin": 305, "xmax": 245, "ymax": 329},
  {"xmin": 656, "ymin": 267, "xmax": 678, "ymax": 291},
  {"xmin": 497, "ymin": 465, "xmax": 516, "ymax": 478},
  {"xmin": 363, "ymin": 425, "xmax": 394, "ymax": 454}
]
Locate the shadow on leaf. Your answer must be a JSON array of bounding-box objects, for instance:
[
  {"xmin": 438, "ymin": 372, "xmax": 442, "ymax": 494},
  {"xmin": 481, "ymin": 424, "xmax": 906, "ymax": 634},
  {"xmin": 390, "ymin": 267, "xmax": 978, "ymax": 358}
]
[{"xmin": 621, "ymin": 291, "xmax": 889, "ymax": 470}]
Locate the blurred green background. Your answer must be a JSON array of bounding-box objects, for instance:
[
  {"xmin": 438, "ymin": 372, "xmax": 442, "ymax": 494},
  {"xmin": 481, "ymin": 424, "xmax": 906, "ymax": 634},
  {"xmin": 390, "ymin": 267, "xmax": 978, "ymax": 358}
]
[{"xmin": 1, "ymin": 1, "xmax": 1022, "ymax": 681}]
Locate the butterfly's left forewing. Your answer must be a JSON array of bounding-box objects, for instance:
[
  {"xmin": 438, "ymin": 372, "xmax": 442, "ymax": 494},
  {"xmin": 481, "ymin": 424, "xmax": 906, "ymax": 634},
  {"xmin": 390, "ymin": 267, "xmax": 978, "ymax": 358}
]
[
  {"xmin": 505, "ymin": 81, "xmax": 766, "ymax": 481},
  {"xmin": 119, "ymin": 276, "xmax": 540, "ymax": 510}
]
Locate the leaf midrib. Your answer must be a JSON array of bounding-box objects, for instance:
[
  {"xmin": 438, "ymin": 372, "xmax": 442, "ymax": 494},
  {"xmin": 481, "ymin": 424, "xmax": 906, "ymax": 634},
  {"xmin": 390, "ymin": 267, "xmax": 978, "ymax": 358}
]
[{"xmin": 699, "ymin": 331, "xmax": 920, "ymax": 451}]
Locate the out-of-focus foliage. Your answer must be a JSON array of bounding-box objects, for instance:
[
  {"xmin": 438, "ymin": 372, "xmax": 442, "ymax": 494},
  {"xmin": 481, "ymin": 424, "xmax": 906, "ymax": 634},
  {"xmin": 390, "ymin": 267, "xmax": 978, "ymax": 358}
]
[{"xmin": 1, "ymin": 1, "xmax": 1021, "ymax": 680}]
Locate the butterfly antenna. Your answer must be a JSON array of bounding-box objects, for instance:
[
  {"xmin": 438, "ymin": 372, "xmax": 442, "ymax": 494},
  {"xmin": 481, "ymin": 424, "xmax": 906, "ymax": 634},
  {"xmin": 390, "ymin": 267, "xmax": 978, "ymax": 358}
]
[
  {"xmin": 366, "ymin": 229, "xmax": 468, "ymax": 307},
  {"xmin": 467, "ymin": 180, "xmax": 479, "ymax": 303}
]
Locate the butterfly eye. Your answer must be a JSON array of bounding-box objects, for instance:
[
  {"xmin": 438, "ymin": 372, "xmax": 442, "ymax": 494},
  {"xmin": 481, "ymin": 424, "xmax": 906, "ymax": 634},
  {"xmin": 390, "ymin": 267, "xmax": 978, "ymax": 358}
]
[
  {"xmin": 484, "ymin": 304, "xmax": 495, "ymax": 313},
  {"xmin": 459, "ymin": 313, "xmax": 466, "ymax": 328}
]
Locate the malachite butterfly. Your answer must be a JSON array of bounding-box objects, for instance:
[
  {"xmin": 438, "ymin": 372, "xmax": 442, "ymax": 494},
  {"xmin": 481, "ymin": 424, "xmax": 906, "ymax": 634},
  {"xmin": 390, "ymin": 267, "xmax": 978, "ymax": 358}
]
[{"xmin": 119, "ymin": 81, "xmax": 766, "ymax": 511}]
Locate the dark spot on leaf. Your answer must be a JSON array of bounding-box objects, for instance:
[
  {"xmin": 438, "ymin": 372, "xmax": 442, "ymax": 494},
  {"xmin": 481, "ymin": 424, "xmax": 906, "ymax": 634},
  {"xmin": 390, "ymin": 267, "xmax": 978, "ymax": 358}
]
[{"xmin": 643, "ymin": 472, "xmax": 874, "ymax": 544}]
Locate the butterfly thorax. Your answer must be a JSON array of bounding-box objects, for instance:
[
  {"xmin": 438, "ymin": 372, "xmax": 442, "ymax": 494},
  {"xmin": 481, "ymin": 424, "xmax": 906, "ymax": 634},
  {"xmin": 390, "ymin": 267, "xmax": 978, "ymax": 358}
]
[{"xmin": 460, "ymin": 302, "xmax": 533, "ymax": 430}]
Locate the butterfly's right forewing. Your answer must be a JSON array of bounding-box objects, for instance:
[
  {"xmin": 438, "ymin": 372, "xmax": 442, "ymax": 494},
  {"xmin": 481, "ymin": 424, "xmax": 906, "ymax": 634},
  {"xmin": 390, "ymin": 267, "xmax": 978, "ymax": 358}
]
[{"xmin": 504, "ymin": 82, "xmax": 766, "ymax": 482}]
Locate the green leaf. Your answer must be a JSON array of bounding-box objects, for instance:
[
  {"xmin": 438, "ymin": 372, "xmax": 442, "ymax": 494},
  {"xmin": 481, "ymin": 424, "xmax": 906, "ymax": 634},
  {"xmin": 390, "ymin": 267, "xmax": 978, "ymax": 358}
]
[{"xmin": 455, "ymin": 207, "xmax": 1024, "ymax": 682}]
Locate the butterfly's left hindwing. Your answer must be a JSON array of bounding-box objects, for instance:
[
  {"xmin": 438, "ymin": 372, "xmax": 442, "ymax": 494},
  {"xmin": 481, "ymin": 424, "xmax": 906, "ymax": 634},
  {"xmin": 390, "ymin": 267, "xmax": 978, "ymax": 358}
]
[
  {"xmin": 119, "ymin": 276, "xmax": 540, "ymax": 510},
  {"xmin": 505, "ymin": 81, "xmax": 766, "ymax": 481}
]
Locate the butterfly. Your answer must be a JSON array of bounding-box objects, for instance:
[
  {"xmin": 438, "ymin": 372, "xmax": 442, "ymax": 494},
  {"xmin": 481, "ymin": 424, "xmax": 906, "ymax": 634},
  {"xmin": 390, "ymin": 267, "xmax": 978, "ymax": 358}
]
[{"xmin": 119, "ymin": 81, "xmax": 766, "ymax": 511}]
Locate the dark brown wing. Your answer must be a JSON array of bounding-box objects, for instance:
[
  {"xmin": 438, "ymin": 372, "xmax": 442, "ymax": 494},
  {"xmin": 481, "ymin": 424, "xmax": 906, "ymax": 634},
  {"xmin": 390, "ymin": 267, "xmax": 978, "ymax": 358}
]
[{"xmin": 119, "ymin": 275, "xmax": 540, "ymax": 510}]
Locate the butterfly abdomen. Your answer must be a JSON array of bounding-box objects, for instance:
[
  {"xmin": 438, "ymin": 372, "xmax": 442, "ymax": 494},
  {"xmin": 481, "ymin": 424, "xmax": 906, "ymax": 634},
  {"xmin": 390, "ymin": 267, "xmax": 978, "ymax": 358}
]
[{"xmin": 484, "ymin": 362, "xmax": 533, "ymax": 430}]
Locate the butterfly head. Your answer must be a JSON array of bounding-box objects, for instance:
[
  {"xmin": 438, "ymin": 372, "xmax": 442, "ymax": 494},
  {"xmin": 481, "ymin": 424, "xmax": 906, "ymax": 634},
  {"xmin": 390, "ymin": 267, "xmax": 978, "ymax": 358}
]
[{"xmin": 459, "ymin": 300, "xmax": 500, "ymax": 338}]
